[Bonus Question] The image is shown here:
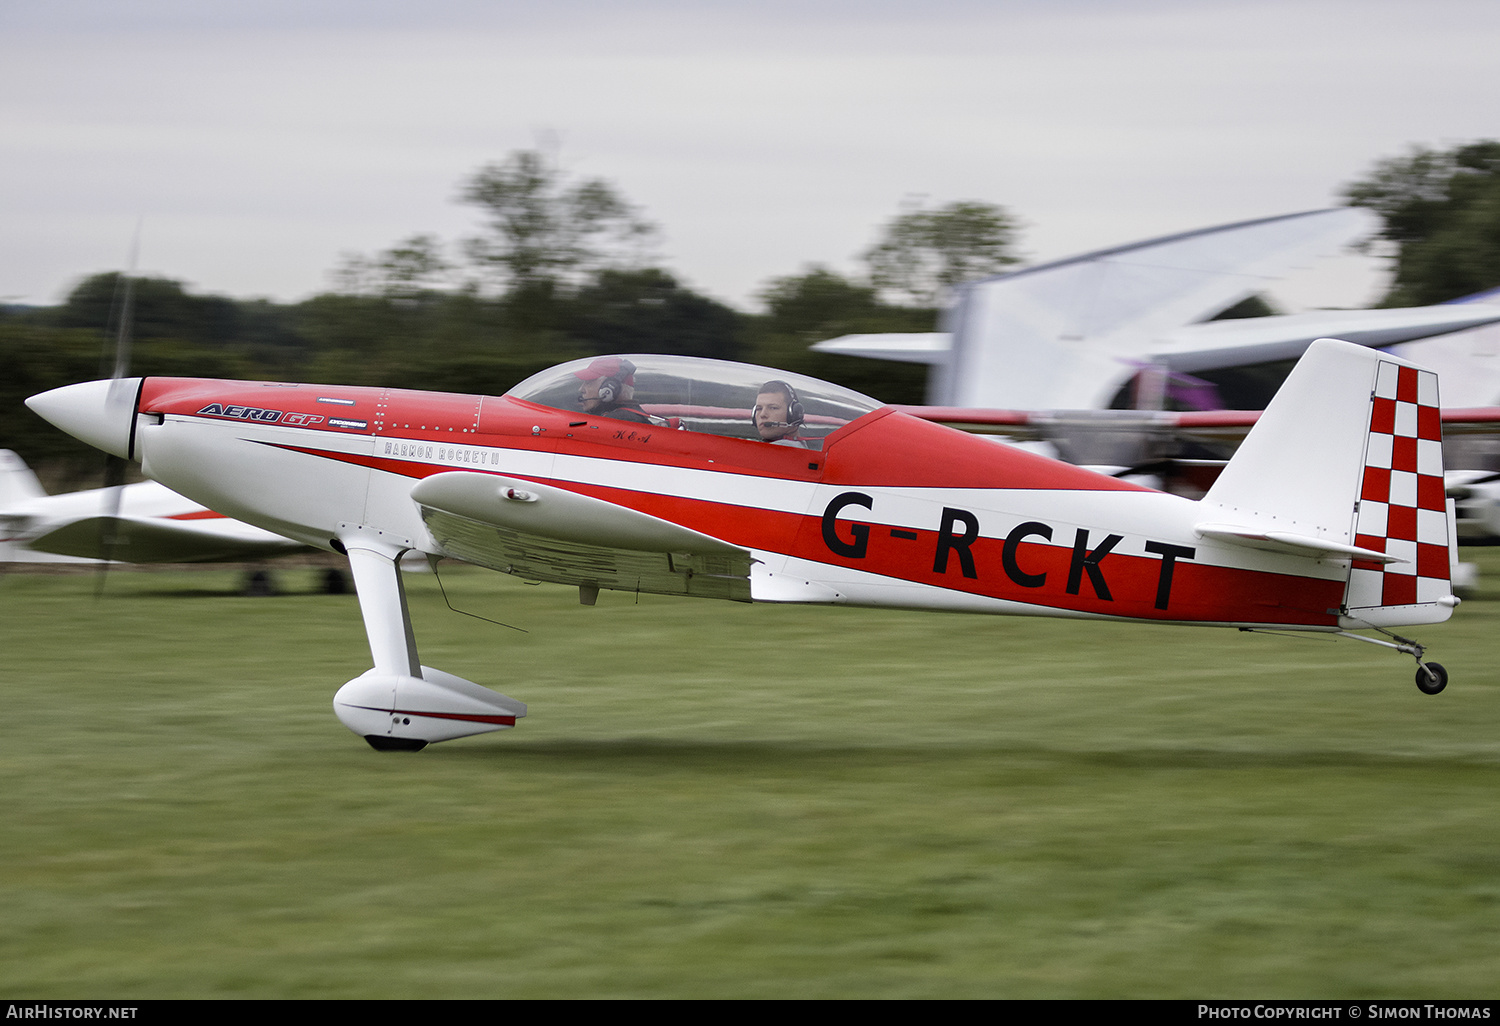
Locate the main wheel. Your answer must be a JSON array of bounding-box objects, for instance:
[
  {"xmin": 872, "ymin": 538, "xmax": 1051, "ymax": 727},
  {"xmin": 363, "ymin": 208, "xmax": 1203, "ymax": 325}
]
[
  {"xmin": 1416, "ymin": 662, "xmax": 1448, "ymax": 695},
  {"xmin": 365, "ymin": 735, "xmax": 428, "ymax": 752}
]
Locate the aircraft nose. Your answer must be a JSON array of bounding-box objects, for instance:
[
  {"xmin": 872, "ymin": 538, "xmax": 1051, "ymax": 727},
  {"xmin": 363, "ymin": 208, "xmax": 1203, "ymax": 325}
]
[{"xmin": 26, "ymin": 378, "xmax": 143, "ymax": 461}]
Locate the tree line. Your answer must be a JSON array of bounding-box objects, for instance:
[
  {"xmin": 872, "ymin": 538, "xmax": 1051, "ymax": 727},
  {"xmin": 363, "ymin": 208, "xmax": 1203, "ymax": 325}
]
[{"xmin": 4, "ymin": 142, "xmax": 1497, "ymax": 485}]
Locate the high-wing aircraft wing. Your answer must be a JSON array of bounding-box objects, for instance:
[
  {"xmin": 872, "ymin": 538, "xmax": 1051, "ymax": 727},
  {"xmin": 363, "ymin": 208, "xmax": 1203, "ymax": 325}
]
[
  {"xmin": 898, "ymin": 406, "xmax": 1500, "ymax": 441},
  {"xmin": 899, "ymin": 404, "xmax": 1500, "ymax": 466},
  {"xmin": 898, "ymin": 406, "xmax": 1500, "ymax": 552},
  {"xmin": 815, "ymin": 208, "xmax": 1500, "ymax": 410},
  {"xmin": 1148, "ymin": 304, "xmax": 1500, "ymax": 377}
]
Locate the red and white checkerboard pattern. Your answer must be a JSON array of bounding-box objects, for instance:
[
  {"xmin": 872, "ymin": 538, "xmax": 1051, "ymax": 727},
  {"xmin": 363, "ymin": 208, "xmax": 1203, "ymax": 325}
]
[{"xmin": 1344, "ymin": 361, "xmax": 1449, "ymax": 612}]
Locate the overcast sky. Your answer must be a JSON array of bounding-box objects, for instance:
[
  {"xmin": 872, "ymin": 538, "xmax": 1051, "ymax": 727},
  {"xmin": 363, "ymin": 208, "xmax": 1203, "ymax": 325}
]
[{"xmin": 3, "ymin": 0, "xmax": 1497, "ymax": 312}]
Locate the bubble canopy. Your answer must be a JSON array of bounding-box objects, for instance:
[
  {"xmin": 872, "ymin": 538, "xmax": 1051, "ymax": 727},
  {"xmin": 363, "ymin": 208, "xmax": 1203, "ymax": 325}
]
[{"xmin": 506, "ymin": 355, "xmax": 884, "ymax": 446}]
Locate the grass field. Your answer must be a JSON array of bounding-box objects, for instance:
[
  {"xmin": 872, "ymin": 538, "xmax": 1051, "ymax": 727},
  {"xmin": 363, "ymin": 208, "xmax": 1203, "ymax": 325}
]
[{"xmin": 3, "ymin": 554, "xmax": 1499, "ymax": 998}]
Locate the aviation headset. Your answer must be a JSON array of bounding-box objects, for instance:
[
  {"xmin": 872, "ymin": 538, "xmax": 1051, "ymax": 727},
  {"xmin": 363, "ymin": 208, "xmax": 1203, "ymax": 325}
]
[
  {"xmin": 594, "ymin": 358, "xmax": 636, "ymax": 405},
  {"xmin": 754, "ymin": 380, "xmax": 804, "ymax": 430}
]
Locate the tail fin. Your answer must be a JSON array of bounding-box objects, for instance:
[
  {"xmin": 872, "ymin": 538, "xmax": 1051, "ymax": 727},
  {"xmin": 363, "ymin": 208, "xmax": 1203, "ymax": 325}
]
[
  {"xmin": 0, "ymin": 450, "xmax": 47, "ymax": 507},
  {"xmin": 1202, "ymin": 338, "xmax": 1454, "ymax": 627}
]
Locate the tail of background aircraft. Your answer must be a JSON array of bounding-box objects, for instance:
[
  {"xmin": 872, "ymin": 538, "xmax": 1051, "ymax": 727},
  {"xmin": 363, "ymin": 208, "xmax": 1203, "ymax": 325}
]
[
  {"xmin": 0, "ymin": 450, "xmax": 50, "ymax": 563},
  {"xmin": 0, "ymin": 450, "xmax": 47, "ymax": 507},
  {"xmin": 1201, "ymin": 338, "xmax": 1455, "ymax": 628}
]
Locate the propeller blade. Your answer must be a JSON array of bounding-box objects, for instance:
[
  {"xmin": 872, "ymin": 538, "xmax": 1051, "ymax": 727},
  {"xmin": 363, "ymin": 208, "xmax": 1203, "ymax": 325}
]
[
  {"xmin": 94, "ymin": 455, "xmax": 126, "ymax": 598},
  {"xmin": 94, "ymin": 248, "xmax": 137, "ymax": 598}
]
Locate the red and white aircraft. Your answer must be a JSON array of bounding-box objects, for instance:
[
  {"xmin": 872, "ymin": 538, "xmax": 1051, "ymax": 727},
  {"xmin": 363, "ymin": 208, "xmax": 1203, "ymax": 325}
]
[{"xmin": 27, "ymin": 341, "xmax": 1459, "ymax": 751}]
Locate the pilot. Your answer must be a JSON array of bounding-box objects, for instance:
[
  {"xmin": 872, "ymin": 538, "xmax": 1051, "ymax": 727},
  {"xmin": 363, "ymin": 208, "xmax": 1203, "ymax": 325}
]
[
  {"xmin": 753, "ymin": 380, "xmax": 808, "ymax": 446},
  {"xmin": 575, "ymin": 357, "xmax": 651, "ymax": 424}
]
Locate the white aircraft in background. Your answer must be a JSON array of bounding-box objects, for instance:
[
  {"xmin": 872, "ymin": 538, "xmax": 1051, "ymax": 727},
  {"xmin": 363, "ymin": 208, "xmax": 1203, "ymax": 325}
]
[
  {"xmin": 0, "ymin": 448, "xmax": 305, "ymax": 566},
  {"xmin": 817, "ymin": 209, "xmax": 1500, "ymax": 572},
  {"xmin": 816, "ymin": 208, "xmax": 1500, "ymax": 412}
]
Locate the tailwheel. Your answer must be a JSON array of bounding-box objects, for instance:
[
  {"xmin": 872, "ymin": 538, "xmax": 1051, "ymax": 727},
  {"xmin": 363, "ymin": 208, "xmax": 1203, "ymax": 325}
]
[{"xmin": 1416, "ymin": 662, "xmax": 1448, "ymax": 696}]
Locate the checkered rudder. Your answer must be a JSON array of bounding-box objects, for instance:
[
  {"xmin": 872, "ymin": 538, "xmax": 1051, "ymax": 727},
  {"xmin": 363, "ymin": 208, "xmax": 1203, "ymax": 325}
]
[{"xmin": 1344, "ymin": 361, "xmax": 1449, "ymax": 612}]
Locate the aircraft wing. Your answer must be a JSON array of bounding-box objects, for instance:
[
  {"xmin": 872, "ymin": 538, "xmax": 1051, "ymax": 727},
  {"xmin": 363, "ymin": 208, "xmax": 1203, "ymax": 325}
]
[
  {"xmin": 820, "ymin": 304, "xmax": 1500, "ymax": 400},
  {"xmin": 885, "ymin": 208, "xmax": 1376, "ymax": 407},
  {"xmin": 898, "ymin": 406, "xmax": 1500, "ymax": 487},
  {"xmin": 26, "ymin": 513, "xmax": 307, "ymax": 563},
  {"xmin": 900, "ymin": 405, "xmax": 1500, "ymax": 438},
  {"xmin": 411, "ymin": 471, "xmax": 753, "ymax": 602},
  {"xmin": 1439, "ymin": 407, "xmax": 1500, "ymax": 432},
  {"xmin": 896, "ymin": 406, "xmax": 1260, "ymax": 441},
  {"xmin": 2, "ymin": 453, "xmax": 309, "ymax": 564},
  {"xmin": 1153, "ymin": 304, "xmax": 1500, "ymax": 373}
]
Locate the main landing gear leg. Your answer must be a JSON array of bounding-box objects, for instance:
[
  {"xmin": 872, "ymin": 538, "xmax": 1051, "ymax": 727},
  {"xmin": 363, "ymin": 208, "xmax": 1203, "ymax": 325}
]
[{"xmin": 331, "ymin": 528, "xmax": 526, "ymax": 751}]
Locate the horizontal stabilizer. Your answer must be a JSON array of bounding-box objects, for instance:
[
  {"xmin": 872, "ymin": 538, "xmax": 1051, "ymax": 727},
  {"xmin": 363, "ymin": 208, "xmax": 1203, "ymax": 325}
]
[
  {"xmin": 812, "ymin": 333, "xmax": 951, "ymax": 365},
  {"xmin": 1194, "ymin": 523, "xmax": 1403, "ymax": 563}
]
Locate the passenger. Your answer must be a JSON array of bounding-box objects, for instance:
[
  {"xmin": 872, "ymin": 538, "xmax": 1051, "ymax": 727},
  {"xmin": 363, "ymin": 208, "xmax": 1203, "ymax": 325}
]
[
  {"xmin": 753, "ymin": 380, "xmax": 809, "ymax": 447},
  {"xmin": 575, "ymin": 357, "xmax": 651, "ymax": 424}
]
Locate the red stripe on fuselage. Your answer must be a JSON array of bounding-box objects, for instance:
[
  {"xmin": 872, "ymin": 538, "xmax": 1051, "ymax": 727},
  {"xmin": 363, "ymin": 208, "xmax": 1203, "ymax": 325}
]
[
  {"xmin": 561, "ymin": 479, "xmax": 1341, "ymax": 626},
  {"xmin": 254, "ymin": 432, "xmax": 1338, "ymax": 627}
]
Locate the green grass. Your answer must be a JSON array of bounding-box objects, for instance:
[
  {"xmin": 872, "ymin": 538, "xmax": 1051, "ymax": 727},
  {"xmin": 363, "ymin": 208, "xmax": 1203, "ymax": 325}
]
[{"xmin": 3, "ymin": 554, "xmax": 1500, "ymax": 998}]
